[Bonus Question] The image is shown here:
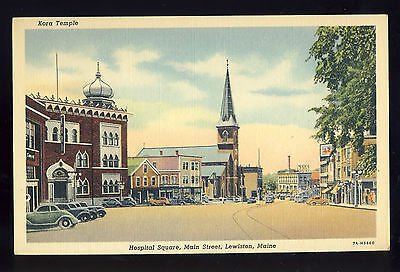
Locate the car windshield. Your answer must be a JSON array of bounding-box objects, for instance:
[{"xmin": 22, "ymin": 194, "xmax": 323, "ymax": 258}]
[
  {"xmin": 68, "ymin": 203, "xmax": 77, "ymax": 208},
  {"xmin": 80, "ymin": 203, "xmax": 88, "ymax": 207}
]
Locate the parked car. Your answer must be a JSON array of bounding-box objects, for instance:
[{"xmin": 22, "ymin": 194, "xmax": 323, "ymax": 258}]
[
  {"xmin": 201, "ymin": 195, "xmax": 209, "ymax": 204},
  {"xmin": 149, "ymin": 197, "xmax": 171, "ymax": 206},
  {"xmin": 26, "ymin": 204, "xmax": 79, "ymax": 230},
  {"xmin": 289, "ymin": 195, "xmax": 295, "ymax": 201},
  {"xmin": 265, "ymin": 195, "xmax": 274, "ymax": 203},
  {"xmin": 306, "ymin": 196, "xmax": 329, "ymax": 206},
  {"xmin": 169, "ymin": 198, "xmax": 187, "ymax": 206},
  {"xmin": 279, "ymin": 195, "xmax": 286, "ymax": 200},
  {"xmin": 102, "ymin": 198, "xmax": 123, "ymax": 208},
  {"xmin": 295, "ymin": 195, "xmax": 309, "ymax": 203},
  {"xmin": 69, "ymin": 202, "xmax": 98, "ymax": 220},
  {"xmin": 54, "ymin": 203, "xmax": 92, "ymax": 222},
  {"xmin": 247, "ymin": 197, "xmax": 257, "ymax": 204},
  {"xmin": 79, "ymin": 202, "xmax": 107, "ymax": 218},
  {"xmin": 120, "ymin": 197, "xmax": 136, "ymax": 207}
]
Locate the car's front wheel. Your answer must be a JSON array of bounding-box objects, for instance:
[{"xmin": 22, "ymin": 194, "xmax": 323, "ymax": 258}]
[
  {"xmin": 59, "ymin": 218, "xmax": 73, "ymax": 229},
  {"xmin": 78, "ymin": 214, "xmax": 90, "ymax": 222},
  {"xmin": 98, "ymin": 211, "xmax": 106, "ymax": 217}
]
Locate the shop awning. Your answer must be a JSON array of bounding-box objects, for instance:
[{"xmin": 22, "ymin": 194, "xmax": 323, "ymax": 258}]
[
  {"xmin": 321, "ymin": 187, "xmax": 332, "ymax": 194},
  {"xmin": 330, "ymin": 183, "xmax": 342, "ymax": 194}
]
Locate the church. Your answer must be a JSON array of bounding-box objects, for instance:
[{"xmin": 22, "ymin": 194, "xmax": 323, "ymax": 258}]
[{"xmin": 137, "ymin": 61, "xmax": 260, "ymax": 199}]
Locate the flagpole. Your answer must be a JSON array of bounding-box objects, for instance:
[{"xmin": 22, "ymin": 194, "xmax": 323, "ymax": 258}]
[{"xmin": 56, "ymin": 53, "xmax": 59, "ymax": 101}]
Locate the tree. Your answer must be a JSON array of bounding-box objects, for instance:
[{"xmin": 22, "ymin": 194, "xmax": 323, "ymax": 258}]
[
  {"xmin": 263, "ymin": 173, "xmax": 278, "ymax": 191},
  {"xmin": 308, "ymin": 26, "xmax": 376, "ymax": 173}
]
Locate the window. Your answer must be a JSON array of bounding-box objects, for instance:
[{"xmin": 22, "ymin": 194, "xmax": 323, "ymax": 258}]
[
  {"xmin": 26, "ymin": 122, "xmax": 35, "ymax": 149},
  {"xmin": 103, "ymin": 180, "xmax": 108, "ymax": 193},
  {"xmin": 151, "ymin": 177, "xmax": 156, "ymax": 186},
  {"xmin": 108, "ymin": 155, "xmax": 114, "ymax": 167},
  {"xmin": 114, "ymin": 133, "xmax": 119, "ymax": 146},
  {"xmin": 103, "ymin": 132, "xmax": 108, "ymax": 145},
  {"xmin": 65, "ymin": 128, "xmax": 69, "ymax": 142},
  {"xmin": 143, "ymin": 164, "xmax": 148, "ymax": 173},
  {"xmin": 161, "ymin": 175, "xmax": 168, "ymax": 185},
  {"xmin": 114, "ymin": 155, "xmax": 119, "ymax": 168},
  {"xmin": 37, "ymin": 206, "xmax": 50, "ymax": 212},
  {"xmin": 45, "ymin": 126, "xmax": 48, "ymax": 141},
  {"xmin": 136, "ymin": 177, "xmax": 140, "ymax": 187},
  {"xmin": 109, "ymin": 132, "xmax": 114, "ymax": 145},
  {"xmin": 195, "ymin": 176, "xmax": 199, "ymax": 183},
  {"xmin": 191, "ymin": 162, "xmax": 195, "ymax": 171},
  {"xmin": 171, "ymin": 175, "xmax": 177, "ymax": 184},
  {"xmin": 72, "ymin": 129, "xmax": 78, "ymax": 143},
  {"xmin": 52, "ymin": 127, "xmax": 58, "ymax": 142},
  {"xmin": 26, "ymin": 166, "xmax": 35, "ymax": 179},
  {"xmin": 76, "ymin": 152, "xmax": 83, "ymax": 167},
  {"xmin": 337, "ymin": 168, "xmax": 341, "ymax": 179},
  {"xmin": 222, "ymin": 130, "xmax": 228, "ymax": 142},
  {"xmin": 82, "ymin": 152, "xmax": 88, "ymax": 168},
  {"xmin": 195, "ymin": 162, "xmax": 199, "ymax": 171},
  {"xmin": 77, "ymin": 179, "xmax": 83, "ymax": 195},
  {"xmin": 102, "ymin": 155, "xmax": 108, "ymax": 167},
  {"xmin": 346, "ymin": 148, "xmax": 351, "ymax": 159},
  {"xmin": 347, "ymin": 166, "xmax": 351, "ymax": 177},
  {"xmin": 152, "ymin": 161, "xmax": 157, "ymax": 168},
  {"xmin": 114, "ymin": 181, "xmax": 119, "ymax": 192},
  {"xmin": 143, "ymin": 177, "xmax": 148, "ymax": 186},
  {"xmin": 109, "ymin": 180, "xmax": 114, "ymax": 193},
  {"xmin": 182, "ymin": 161, "xmax": 189, "ymax": 170},
  {"xmin": 191, "ymin": 176, "xmax": 194, "ymax": 183}
]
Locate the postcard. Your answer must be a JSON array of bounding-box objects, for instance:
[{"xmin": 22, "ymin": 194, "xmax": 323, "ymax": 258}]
[{"xmin": 13, "ymin": 15, "xmax": 389, "ymax": 254}]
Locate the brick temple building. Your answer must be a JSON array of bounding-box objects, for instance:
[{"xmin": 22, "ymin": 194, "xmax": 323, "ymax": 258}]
[{"xmin": 25, "ymin": 62, "xmax": 129, "ymax": 207}]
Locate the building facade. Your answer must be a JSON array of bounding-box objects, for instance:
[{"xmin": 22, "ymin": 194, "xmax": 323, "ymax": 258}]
[
  {"xmin": 25, "ymin": 62, "xmax": 129, "ymax": 206},
  {"xmin": 277, "ymin": 166, "xmax": 312, "ymax": 195},
  {"xmin": 241, "ymin": 166, "xmax": 263, "ymax": 199},
  {"xmin": 128, "ymin": 158, "xmax": 160, "ymax": 204}
]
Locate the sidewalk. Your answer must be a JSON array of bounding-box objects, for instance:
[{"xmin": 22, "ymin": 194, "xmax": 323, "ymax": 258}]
[{"xmin": 329, "ymin": 203, "xmax": 377, "ymax": 211}]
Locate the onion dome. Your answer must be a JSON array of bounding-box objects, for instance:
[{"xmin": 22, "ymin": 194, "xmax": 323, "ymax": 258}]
[
  {"xmin": 82, "ymin": 61, "xmax": 115, "ymax": 108},
  {"xmin": 83, "ymin": 61, "xmax": 114, "ymax": 98}
]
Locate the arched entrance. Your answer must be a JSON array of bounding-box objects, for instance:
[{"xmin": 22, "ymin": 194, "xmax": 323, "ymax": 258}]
[{"xmin": 46, "ymin": 159, "xmax": 75, "ymax": 202}]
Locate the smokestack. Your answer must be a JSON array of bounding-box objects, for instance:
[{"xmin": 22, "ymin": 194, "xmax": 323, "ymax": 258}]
[
  {"xmin": 257, "ymin": 148, "xmax": 261, "ymax": 167},
  {"xmin": 288, "ymin": 155, "xmax": 291, "ymax": 171}
]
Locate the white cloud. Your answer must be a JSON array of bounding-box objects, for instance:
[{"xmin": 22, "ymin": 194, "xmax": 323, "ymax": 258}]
[
  {"xmin": 25, "ymin": 47, "xmax": 161, "ymax": 99},
  {"xmin": 167, "ymin": 81, "xmax": 207, "ymax": 100}
]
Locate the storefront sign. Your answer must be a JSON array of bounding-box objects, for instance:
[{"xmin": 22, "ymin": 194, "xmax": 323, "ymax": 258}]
[{"xmin": 320, "ymin": 144, "xmax": 333, "ymax": 158}]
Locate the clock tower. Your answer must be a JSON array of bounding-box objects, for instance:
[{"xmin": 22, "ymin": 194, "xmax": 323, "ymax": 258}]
[{"xmin": 217, "ymin": 60, "xmax": 240, "ymax": 196}]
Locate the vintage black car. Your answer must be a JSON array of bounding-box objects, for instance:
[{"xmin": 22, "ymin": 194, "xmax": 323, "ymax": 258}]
[
  {"xmin": 27, "ymin": 204, "xmax": 79, "ymax": 230},
  {"xmin": 102, "ymin": 198, "xmax": 123, "ymax": 208},
  {"xmin": 55, "ymin": 203, "xmax": 92, "ymax": 222},
  {"xmin": 120, "ymin": 197, "xmax": 136, "ymax": 207},
  {"xmin": 79, "ymin": 202, "xmax": 107, "ymax": 217},
  {"xmin": 69, "ymin": 202, "xmax": 98, "ymax": 220}
]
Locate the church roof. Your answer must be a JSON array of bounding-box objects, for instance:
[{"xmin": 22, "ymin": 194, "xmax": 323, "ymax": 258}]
[
  {"xmin": 137, "ymin": 145, "xmax": 231, "ymax": 163},
  {"xmin": 217, "ymin": 60, "xmax": 238, "ymax": 128},
  {"xmin": 201, "ymin": 165, "xmax": 226, "ymax": 177}
]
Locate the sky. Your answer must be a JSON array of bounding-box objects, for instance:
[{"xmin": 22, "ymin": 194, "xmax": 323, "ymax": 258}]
[{"xmin": 25, "ymin": 27, "xmax": 328, "ymax": 173}]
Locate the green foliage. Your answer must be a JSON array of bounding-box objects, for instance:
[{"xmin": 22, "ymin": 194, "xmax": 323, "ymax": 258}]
[
  {"xmin": 357, "ymin": 144, "xmax": 377, "ymax": 177},
  {"xmin": 263, "ymin": 173, "xmax": 278, "ymax": 191},
  {"xmin": 308, "ymin": 26, "xmax": 376, "ymax": 173}
]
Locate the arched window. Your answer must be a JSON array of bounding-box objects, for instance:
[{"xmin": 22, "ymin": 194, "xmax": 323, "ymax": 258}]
[
  {"xmin": 76, "ymin": 179, "xmax": 83, "ymax": 195},
  {"xmin": 82, "ymin": 179, "xmax": 89, "ymax": 194},
  {"xmin": 109, "ymin": 132, "xmax": 114, "ymax": 145},
  {"xmin": 102, "ymin": 155, "xmax": 108, "ymax": 167},
  {"xmin": 222, "ymin": 130, "xmax": 228, "ymax": 142},
  {"xmin": 82, "ymin": 152, "xmax": 88, "ymax": 167},
  {"xmin": 103, "ymin": 180, "xmax": 108, "ymax": 193},
  {"xmin": 76, "ymin": 152, "xmax": 83, "ymax": 168},
  {"xmin": 114, "ymin": 180, "xmax": 119, "ymax": 192},
  {"xmin": 65, "ymin": 128, "xmax": 69, "ymax": 142},
  {"xmin": 72, "ymin": 129, "xmax": 78, "ymax": 143},
  {"xmin": 114, "ymin": 155, "xmax": 119, "ymax": 168},
  {"xmin": 114, "ymin": 133, "xmax": 119, "ymax": 146},
  {"xmin": 52, "ymin": 127, "xmax": 58, "ymax": 141},
  {"xmin": 102, "ymin": 132, "xmax": 108, "ymax": 145},
  {"xmin": 108, "ymin": 180, "xmax": 114, "ymax": 193},
  {"xmin": 108, "ymin": 155, "xmax": 113, "ymax": 167}
]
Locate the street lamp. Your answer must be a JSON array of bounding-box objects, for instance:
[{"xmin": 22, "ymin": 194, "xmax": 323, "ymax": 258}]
[
  {"xmin": 352, "ymin": 168, "xmax": 363, "ymax": 208},
  {"xmin": 118, "ymin": 180, "xmax": 125, "ymax": 201}
]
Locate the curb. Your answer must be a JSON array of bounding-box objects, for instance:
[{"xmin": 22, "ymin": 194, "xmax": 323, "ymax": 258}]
[{"xmin": 329, "ymin": 204, "xmax": 377, "ymax": 211}]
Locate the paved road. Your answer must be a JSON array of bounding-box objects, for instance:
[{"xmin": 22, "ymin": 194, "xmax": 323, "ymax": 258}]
[{"xmin": 27, "ymin": 200, "xmax": 376, "ymax": 242}]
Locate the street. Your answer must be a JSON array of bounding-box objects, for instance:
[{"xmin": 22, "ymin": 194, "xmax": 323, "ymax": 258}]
[{"xmin": 27, "ymin": 200, "xmax": 376, "ymax": 242}]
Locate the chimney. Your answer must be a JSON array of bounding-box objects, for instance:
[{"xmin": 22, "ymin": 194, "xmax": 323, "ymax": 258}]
[
  {"xmin": 175, "ymin": 150, "xmax": 179, "ymax": 156},
  {"xmin": 288, "ymin": 155, "xmax": 291, "ymax": 171},
  {"xmin": 160, "ymin": 150, "xmax": 163, "ymax": 156}
]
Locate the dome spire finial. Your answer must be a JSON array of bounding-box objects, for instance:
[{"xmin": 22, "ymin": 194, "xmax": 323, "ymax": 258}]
[
  {"xmin": 226, "ymin": 58, "xmax": 229, "ymax": 70},
  {"xmin": 96, "ymin": 59, "xmax": 101, "ymax": 78}
]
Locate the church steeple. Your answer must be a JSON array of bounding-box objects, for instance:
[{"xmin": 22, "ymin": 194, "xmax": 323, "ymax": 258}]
[{"xmin": 218, "ymin": 59, "xmax": 239, "ymax": 127}]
